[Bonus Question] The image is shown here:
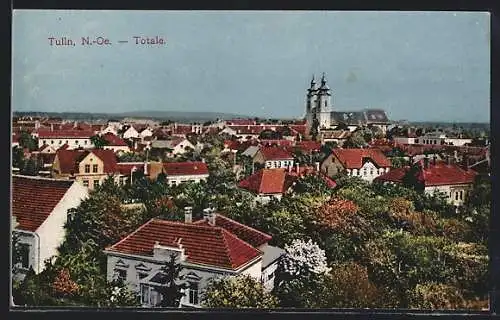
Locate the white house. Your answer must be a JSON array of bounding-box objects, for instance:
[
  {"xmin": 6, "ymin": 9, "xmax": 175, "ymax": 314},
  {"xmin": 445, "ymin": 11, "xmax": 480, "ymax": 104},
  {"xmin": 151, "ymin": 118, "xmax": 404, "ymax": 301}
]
[
  {"xmin": 11, "ymin": 175, "xmax": 88, "ymax": 279},
  {"xmin": 102, "ymin": 133, "xmax": 131, "ymax": 154},
  {"xmin": 103, "ymin": 209, "xmax": 283, "ymax": 307},
  {"xmin": 139, "ymin": 128, "xmax": 154, "ymax": 140},
  {"xmin": 321, "ymin": 148, "xmax": 392, "ymax": 182},
  {"xmin": 253, "ymin": 147, "xmax": 294, "ymax": 170},
  {"xmin": 374, "ymin": 159, "xmax": 478, "ymax": 207},
  {"xmin": 100, "ymin": 124, "xmax": 119, "ymax": 136},
  {"xmin": 123, "ymin": 126, "xmax": 140, "ymax": 140},
  {"xmin": 162, "ymin": 161, "xmax": 209, "ymax": 187},
  {"xmin": 37, "ymin": 130, "xmax": 94, "ymax": 150}
]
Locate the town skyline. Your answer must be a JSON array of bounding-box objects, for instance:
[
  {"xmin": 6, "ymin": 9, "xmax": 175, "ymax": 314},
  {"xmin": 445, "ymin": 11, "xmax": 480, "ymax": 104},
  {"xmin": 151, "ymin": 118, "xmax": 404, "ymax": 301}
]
[{"xmin": 12, "ymin": 11, "xmax": 490, "ymax": 123}]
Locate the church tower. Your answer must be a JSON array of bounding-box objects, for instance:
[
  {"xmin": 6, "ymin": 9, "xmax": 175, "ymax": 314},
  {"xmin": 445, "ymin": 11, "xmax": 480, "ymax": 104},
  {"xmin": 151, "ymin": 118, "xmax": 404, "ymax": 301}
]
[{"xmin": 316, "ymin": 73, "xmax": 332, "ymax": 128}]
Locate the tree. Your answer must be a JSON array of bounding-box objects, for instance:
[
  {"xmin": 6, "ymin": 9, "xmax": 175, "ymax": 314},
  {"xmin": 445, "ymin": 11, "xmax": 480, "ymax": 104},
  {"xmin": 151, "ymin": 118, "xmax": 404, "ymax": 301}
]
[
  {"xmin": 202, "ymin": 275, "xmax": 279, "ymax": 308},
  {"xmin": 154, "ymin": 253, "xmax": 188, "ymax": 307},
  {"xmin": 343, "ymin": 131, "xmax": 366, "ymax": 148},
  {"xmin": 19, "ymin": 131, "xmax": 38, "ymax": 151},
  {"xmin": 20, "ymin": 157, "xmax": 41, "ymax": 176},
  {"xmin": 292, "ymin": 174, "xmax": 334, "ymax": 196},
  {"xmin": 279, "ymin": 239, "xmax": 330, "ymax": 278},
  {"xmin": 12, "ymin": 147, "xmax": 25, "ymax": 169},
  {"xmin": 90, "ymin": 135, "xmax": 109, "ymax": 149},
  {"xmin": 52, "ymin": 268, "xmax": 79, "ymax": 299},
  {"xmin": 408, "ymin": 283, "xmax": 466, "ymax": 310},
  {"xmin": 309, "ymin": 117, "xmax": 320, "ymax": 141}
]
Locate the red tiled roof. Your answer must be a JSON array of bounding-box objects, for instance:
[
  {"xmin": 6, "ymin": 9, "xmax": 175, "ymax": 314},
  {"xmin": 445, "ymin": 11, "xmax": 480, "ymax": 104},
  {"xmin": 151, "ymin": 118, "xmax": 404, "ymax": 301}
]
[
  {"xmin": 38, "ymin": 130, "xmax": 94, "ymax": 138},
  {"xmin": 106, "ymin": 219, "xmax": 262, "ymax": 270},
  {"xmin": 212, "ymin": 214, "xmax": 272, "ymax": 247},
  {"xmin": 228, "ymin": 125, "xmax": 264, "ymax": 135},
  {"xmin": 58, "ymin": 143, "xmax": 70, "ymax": 150},
  {"xmin": 55, "ymin": 149, "xmax": 87, "ymax": 174},
  {"xmin": 163, "ymin": 161, "xmax": 209, "ymax": 176},
  {"xmin": 12, "ymin": 175, "xmax": 73, "ymax": 232},
  {"xmin": 55, "ymin": 149, "xmax": 118, "ymax": 174},
  {"xmin": 238, "ymin": 167, "xmax": 336, "ymax": 195},
  {"xmin": 103, "ymin": 133, "xmax": 128, "ymax": 146},
  {"xmin": 172, "ymin": 125, "xmax": 193, "ymax": 135},
  {"xmin": 289, "ymin": 125, "xmax": 307, "ymax": 136},
  {"xmin": 259, "ymin": 146, "xmax": 294, "ymax": 161},
  {"xmin": 238, "ymin": 168, "xmax": 288, "ymax": 194},
  {"xmin": 333, "ymin": 148, "xmax": 391, "ymax": 169},
  {"xmin": 295, "ymin": 141, "xmax": 322, "ymax": 153},
  {"xmin": 375, "ymin": 162, "xmax": 477, "ymax": 187}
]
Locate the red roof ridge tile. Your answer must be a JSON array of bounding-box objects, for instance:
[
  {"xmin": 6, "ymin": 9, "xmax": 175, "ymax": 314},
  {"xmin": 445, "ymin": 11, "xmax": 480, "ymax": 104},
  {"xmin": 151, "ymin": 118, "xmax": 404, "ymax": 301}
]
[
  {"xmin": 216, "ymin": 213, "xmax": 272, "ymax": 243},
  {"xmin": 12, "ymin": 174, "xmax": 74, "ymax": 183},
  {"xmin": 106, "ymin": 218, "xmax": 156, "ymax": 252}
]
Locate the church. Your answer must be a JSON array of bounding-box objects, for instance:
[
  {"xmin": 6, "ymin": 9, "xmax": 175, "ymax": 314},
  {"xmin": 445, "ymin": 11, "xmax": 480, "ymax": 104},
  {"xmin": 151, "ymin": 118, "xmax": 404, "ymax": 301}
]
[{"xmin": 304, "ymin": 73, "xmax": 390, "ymax": 135}]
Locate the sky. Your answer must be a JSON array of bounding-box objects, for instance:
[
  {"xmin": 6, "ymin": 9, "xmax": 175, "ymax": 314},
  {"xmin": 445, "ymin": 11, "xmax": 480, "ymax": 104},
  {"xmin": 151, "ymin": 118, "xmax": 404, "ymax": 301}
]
[{"xmin": 12, "ymin": 10, "xmax": 490, "ymax": 122}]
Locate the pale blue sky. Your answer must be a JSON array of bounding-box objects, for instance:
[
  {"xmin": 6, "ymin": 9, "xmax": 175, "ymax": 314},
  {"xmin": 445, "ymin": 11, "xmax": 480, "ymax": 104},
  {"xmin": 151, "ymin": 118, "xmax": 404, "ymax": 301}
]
[{"xmin": 12, "ymin": 10, "xmax": 490, "ymax": 122}]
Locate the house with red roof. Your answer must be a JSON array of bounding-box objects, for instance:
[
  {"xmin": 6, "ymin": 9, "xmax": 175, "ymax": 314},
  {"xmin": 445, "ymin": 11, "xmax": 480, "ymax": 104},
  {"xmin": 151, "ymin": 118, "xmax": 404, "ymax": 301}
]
[
  {"xmin": 374, "ymin": 159, "xmax": 478, "ymax": 207},
  {"xmin": 12, "ymin": 175, "xmax": 88, "ymax": 278},
  {"xmin": 253, "ymin": 146, "xmax": 294, "ymax": 169},
  {"xmin": 52, "ymin": 149, "xmax": 124, "ymax": 190},
  {"xmin": 321, "ymin": 148, "xmax": 392, "ymax": 182},
  {"xmin": 37, "ymin": 129, "xmax": 94, "ymax": 150},
  {"xmin": 238, "ymin": 166, "xmax": 336, "ymax": 203},
  {"xmin": 104, "ymin": 208, "xmax": 283, "ymax": 307},
  {"xmin": 147, "ymin": 161, "xmax": 209, "ymax": 186},
  {"xmin": 102, "ymin": 133, "xmax": 131, "ymax": 154}
]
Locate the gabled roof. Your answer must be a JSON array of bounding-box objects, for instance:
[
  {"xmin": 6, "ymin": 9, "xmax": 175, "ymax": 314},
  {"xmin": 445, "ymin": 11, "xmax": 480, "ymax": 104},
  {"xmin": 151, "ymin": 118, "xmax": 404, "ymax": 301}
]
[
  {"xmin": 105, "ymin": 218, "xmax": 262, "ymax": 270},
  {"xmin": 55, "ymin": 149, "xmax": 118, "ymax": 174},
  {"xmin": 258, "ymin": 146, "xmax": 294, "ymax": 161},
  {"xmin": 331, "ymin": 148, "xmax": 391, "ymax": 169},
  {"xmin": 295, "ymin": 141, "xmax": 322, "ymax": 153},
  {"xmin": 238, "ymin": 168, "xmax": 288, "ymax": 194},
  {"xmin": 163, "ymin": 161, "xmax": 209, "ymax": 176},
  {"xmin": 288, "ymin": 125, "xmax": 307, "ymax": 136},
  {"xmin": 12, "ymin": 175, "xmax": 74, "ymax": 232},
  {"xmin": 103, "ymin": 133, "xmax": 128, "ymax": 146},
  {"xmin": 238, "ymin": 167, "xmax": 337, "ymax": 195},
  {"xmin": 116, "ymin": 162, "xmax": 150, "ymax": 176},
  {"xmin": 375, "ymin": 162, "xmax": 478, "ymax": 187}
]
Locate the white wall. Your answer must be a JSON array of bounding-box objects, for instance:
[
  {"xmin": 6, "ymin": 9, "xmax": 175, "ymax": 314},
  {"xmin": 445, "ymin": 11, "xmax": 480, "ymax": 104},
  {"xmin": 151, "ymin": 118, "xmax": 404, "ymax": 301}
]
[
  {"xmin": 38, "ymin": 137, "xmax": 93, "ymax": 149},
  {"xmin": 239, "ymin": 259, "xmax": 263, "ymax": 281},
  {"xmin": 264, "ymin": 159, "xmax": 294, "ymax": 169},
  {"xmin": 167, "ymin": 174, "xmax": 209, "ymax": 186},
  {"xmin": 346, "ymin": 161, "xmax": 390, "ymax": 183},
  {"xmin": 103, "ymin": 145, "xmax": 130, "ymax": 153},
  {"xmin": 445, "ymin": 138, "xmax": 472, "ymax": 147},
  {"xmin": 394, "ymin": 137, "xmax": 415, "ymax": 145},
  {"xmin": 123, "ymin": 127, "xmax": 139, "ymax": 139},
  {"xmin": 425, "ymin": 184, "xmax": 472, "ymax": 206},
  {"xmin": 36, "ymin": 182, "xmax": 88, "ymax": 272},
  {"xmin": 261, "ymin": 260, "xmax": 279, "ymax": 291}
]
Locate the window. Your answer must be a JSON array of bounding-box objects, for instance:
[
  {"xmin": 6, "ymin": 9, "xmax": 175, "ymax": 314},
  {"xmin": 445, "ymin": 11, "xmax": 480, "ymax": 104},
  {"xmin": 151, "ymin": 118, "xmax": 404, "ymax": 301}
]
[
  {"xmin": 93, "ymin": 180, "xmax": 100, "ymax": 189},
  {"xmin": 267, "ymin": 271, "xmax": 275, "ymax": 281},
  {"xmin": 19, "ymin": 243, "xmax": 30, "ymax": 269},
  {"xmin": 370, "ymin": 169, "xmax": 374, "ymax": 175},
  {"xmin": 75, "ymin": 140, "xmax": 79, "ymax": 144},
  {"xmin": 141, "ymin": 285, "xmax": 150, "ymax": 304},
  {"xmin": 92, "ymin": 164, "xmax": 98, "ymax": 173},
  {"xmin": 84, "ymin": 140, "xmax": 88, "ymax": 145},
  {"xmin": 171, "ymin": 181, "xmax": 177, "ymax": 186},
  {"xmin": 59, "ymin": 140, "xmax": 62, "ymax": 144},
  {"xmin": 324, "ymin": 101, "xmax": 327, "ymax": 107},
  {"xmin": 459, "ymin": 191, "xmax": 463, "ymax": 200},
  {"xmin": 66, "ymin": 140, "xmax": 69, "ymax": 144},
  {"xmin": 85, "ymin": 164, "xmax": 90, "ymax": 173},
  {"xmin": 188, "ymin": 282, "xmax": 199, "ymax": 305},
  {"xmin": 363, "ymin": 169, "xmax": 367, "ymax": 176},
  {"xmin": 455, "ymin": 192, "xmax": 459, "ymax": 201},
  {"xmin": 115, "ymin": 268, "xmax": 127, "ymax": 282},
  {"xmin": 415, "ymin": 139, "xmax": 419, "ymax": 144},
  {"xmin": 83, "ymin": 180, "xmax": 89, "ymax": 187},
  {"xmin": 51, "ymin": 140, "xmax": 54, "ymax": 144},
  {"xmin": 43, "ymin": 140, "xmax": 46, "ymax": 145}
]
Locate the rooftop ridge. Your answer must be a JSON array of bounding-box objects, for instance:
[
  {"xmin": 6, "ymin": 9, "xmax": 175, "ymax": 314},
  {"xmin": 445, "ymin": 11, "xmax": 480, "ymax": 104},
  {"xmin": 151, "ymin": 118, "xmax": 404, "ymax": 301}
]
[
  {"xmin": 106, "ymin": 218, "xmax": 156, "ymax": 251},
  {"xmin": 216, "ymin": 213, "xmax": 272, "ymax": 241},
  {"xmin": 12, "ymin": 174, "xmax": 74, "ymax": 183}
]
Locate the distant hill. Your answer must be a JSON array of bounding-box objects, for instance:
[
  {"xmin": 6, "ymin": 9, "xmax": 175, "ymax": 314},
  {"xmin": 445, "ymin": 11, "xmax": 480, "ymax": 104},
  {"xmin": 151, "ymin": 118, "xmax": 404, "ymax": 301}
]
[{"xmin": 13, "ymin": 110, "xmax": 254, "ymax": 123}]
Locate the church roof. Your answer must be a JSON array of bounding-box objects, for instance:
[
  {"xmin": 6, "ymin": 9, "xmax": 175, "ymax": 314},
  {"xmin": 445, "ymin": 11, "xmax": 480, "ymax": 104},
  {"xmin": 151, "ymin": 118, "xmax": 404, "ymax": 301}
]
[{"xmin": 331, "ymin": 111, "xmax": 366, "ymax": 125}]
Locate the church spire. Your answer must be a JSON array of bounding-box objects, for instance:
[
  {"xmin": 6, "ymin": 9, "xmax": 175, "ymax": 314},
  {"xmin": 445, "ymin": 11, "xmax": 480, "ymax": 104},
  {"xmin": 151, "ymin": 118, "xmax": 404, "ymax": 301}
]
[
  {"xmin": 310, "ymin": 74, "xmax": 316, "ymax": 88},
  {"xmin": 319, "ymin": 72, "xmax": 330, "ymax": 91},
  {"xmin": 321, "ymin": 72, "xmax": 326, "ymax": 86}
]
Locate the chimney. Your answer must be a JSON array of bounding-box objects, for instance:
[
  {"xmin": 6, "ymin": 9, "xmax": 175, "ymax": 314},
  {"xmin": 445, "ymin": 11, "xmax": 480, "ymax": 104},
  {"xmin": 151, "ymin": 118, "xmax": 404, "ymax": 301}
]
[
  {"xmin": 315, "ymin": 162, "xmax": 320, "ymax": 172},
  {"xmin": 447, "ymin": 155, "xmax": 452, "ymax": 165},
  {"xmin": 296, "ymin": 162, "xmax": 300, "ymax": 174},
  {"xmin": 453, "ymin": 150, "xmax": 458, "ymax": 162},
  {"xmin": 184, "ymin": 206, "xmax": 193, "ymax": 223},
  {"xmin": 50, "ymin": 123, "xmax": 54, "ymax": 131},
  {"xmin": 203, "ymin": 207, "xmax": 216, "ymax": 226},
  {"xmin": 201, "ymin": 158, "xmax": 205, "ymax": 163}
]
